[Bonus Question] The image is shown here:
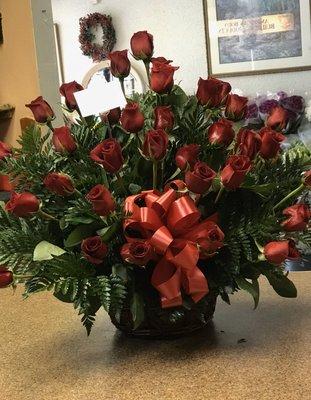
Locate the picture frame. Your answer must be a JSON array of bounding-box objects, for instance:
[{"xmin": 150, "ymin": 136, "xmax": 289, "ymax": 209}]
[{"xmin": 203, "ymin": 0, "xmax": 311, "ymax": 77}]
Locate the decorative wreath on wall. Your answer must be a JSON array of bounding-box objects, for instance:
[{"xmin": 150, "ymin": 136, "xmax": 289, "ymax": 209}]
[{"xmin": 79, "ymin": 12, "xmax": 116, "ymax": 62}]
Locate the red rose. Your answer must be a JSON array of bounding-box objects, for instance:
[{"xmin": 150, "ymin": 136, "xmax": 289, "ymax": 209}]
[
  {"xmin": 236, "ymin": 128, "xmax": 262, "ymax": 160},
  {"xmin": 86, "ymin": 184, "xmax": 115, "ymax": 216},
  {"xmin": 264, "ymin": 240, "xmax": 300, "ymax": 265},
  {"xmin": 208, "ymin": 118, "xmax": 235, "ymax": 147},
  {"xmin": 5, "ymin": 192, "xmax": 40, "ymax": 217},
  {"xmin": 0, "ymin": 142, "xmax": 12, "ymax": 159},
  {"xmin": 90, "ymin": 139, "xmax": 124, "ymax": 173},
  {"xmin": 143, "ymin": 129, "xmax": 169, "ymax": 161},
  {"xmin": 52, "ymin": 126, "xmax": 77, "ymax": 153},
  {"xmin": 175, "ymin": 144, "xmax": 200, "ymax": 171},
  {"xmin": 150, "ymin": 61, "xmax": 179, "ymax": 94},
  {"xmin": 225, "ymin": 94, "xmax": 248, "ymax": 121},
  {"xmin": 0, "ymin": 175, "xmax": 13, "ymax": 192},
  {"xmin": 130, "ymin": 31, "xmax": 154, "ymax": 61},
  {"xmin": 108, "ymin": 50, "xmax": 131, "ymax": 79},
  {"xmin": 150, "ymin": 56, "xmax": 172, "ymax": 64},
  {"xmin": 120, "ymin": 102, "xmax": 144, "ymax": 133},
  {"xmin": 43, "ymin": 173, "xmax": 75, "ymax": 196},
  {"xmin": 303, "ymin": 170, "xmax": 311, "ymax": 187},
  {"xmin": 121, "ymin": 241, "xmax": 153, "ymax": 266},
  {"xmin": 186, "ymin": 220, "xmax": 224, "ymax": 258},
  {"xmin": 100, "ymin": 107, "xmax": 121, "ymax": 126},
  {"xmin": 59, "ymin": 81, "xmax": 84, "ymax": 112},
  {"xmin": 281, "ymin": 204, "xmax": 311, "ymax": 232},
  {"xmin": 25, "ymin": 96, "xmax": 55, "ymax": 123},
  {"xmin": 196, "ymin": 77, "xmax": 231, "ymax": 107},
  {"xmin": 259, "ymin": 127, "xmax": 285, "ymax": 159},
  {"xmin": 221, "ymin": 155, "xmax": 251, "ymax": 190},
  {"xmin": 185, "ymin": 162, "xmax": 216, "ymax": 194},
  {"xmin": 266, "ymin": 106, "xmax": 288, "ymax": 130},
  {"xmin": 154, "ymin": 106, "xmax": 174, "ymax": 131},
  {"xmin": 81, "ymin": 236, "xmax": 108, "ymax": 265},
  {"xmin": 0, "ymin": 266, "xmax": 13, "ymax": 288}
]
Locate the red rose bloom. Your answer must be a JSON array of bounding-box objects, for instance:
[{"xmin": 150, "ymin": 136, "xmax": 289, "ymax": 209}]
[
  {"xmin": 266, "ymin": 105, "xmax": 288, "ymax": 130},
  {"xmin": 90, "ymin": 139, "xmax": 124, "ymax": 173},
  {"xmin": 108, "ymin": 50, "xmax": 131, "ymax": 79},
  {"xmin": 236, "ymin": 128, "xmax": 262, "ymax": 160},
  {"xmin": 150, "ymin": 61, "xmax": 179, "ymax": 94},
  {"xmin": 86, "ymin": 184, "xmax": 116, "ymax": 216},
  {"xmin": 25, "ymin": 96, "xmax": 55, "ymax": 123},
  {"xmin": 0, "ymin": 142, "xmax": 12, "ymax": 159},
  {"xmin": 121, "ymin": 241, "xmax": 153, "ymax": 266},
  {"xmin": 175, "ymin": 144, "xmax": 200, "ymax": 171},
  {"xmin": 5, "ymin": 192, "xmax": 40, "ymax": 217},
  {"xmin": 225, "ymin": 94, "xmax": 248, "ymax": 121},
  {"xmin": 52, "ymin": 126, "xmax": 77, "ymax": 153},
  {"xmin": 59, "ymin": 81, "xmax": 84, "ymax": 112},
  {"xmin": 81, "ymin": 236, "xmax": 108, "ymax": 265},
  {"xmin": 120, "ymin": 102, "xmax": 144, "ymax": 133},
  {"xmin": 130, "ymin": 31, "xmax": 154, "ymax": 61},
  {"xmin": 0, "ymin": 267, "xmax": 13, "ymax": 288},
  {"xmin": 259, "ymin": 127, "xmax": 285, "ymax": 159},
  {"xmin": 208, "ymin": 118, "xmax": 235, "ymax": 147},
  {"xmin": 281, "ymin": 204, "xmax": 311, "ymax": 232},
  {"xmin": 43, "ymin": 173, "xmax": 75, "ymax": 196},
  {"xmin": 221, "ymin": 155, "xmax": 251, "ymax": 190},
  {"xmin": 150, "ymin": 56, "xmax": 172, "ymax": 64},
  {"xmin": 143, "ymin": 129, "xmax": 169, "ymax": 161},
  {"xmin": 185, "ymin": 162, "xmax": 216, "ymax": 194},
  {"xmin": 154, "ymin": 106, "xmax": 174, "ymax": 131},
  {"xmin": 101, "ymin": 107, "xmax": 121, "ymax": 126},
  {"xmin": 264, "ymin": 240, "xmax": 300, "ymax": 265},
  {"xmin": 196, "ymin": 77, "xmax": 231, "ymax": 107},
  {"xmin": 303, "ymin": 170, "xmax": 311, "ymax": 187}
]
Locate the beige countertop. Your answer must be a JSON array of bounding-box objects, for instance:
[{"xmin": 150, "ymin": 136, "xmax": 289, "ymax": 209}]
[{"xmin": 1, "ymin": 272, "xmax": 310, "ymax": 400}]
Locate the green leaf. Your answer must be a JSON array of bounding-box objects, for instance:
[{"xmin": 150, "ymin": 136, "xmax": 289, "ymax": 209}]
[
  {"xmin": 112, "ymin": 264, "xmax": 128, "ymax": 282},
  {"xmin": 235, "ymin": 277, "xmax": 260, "ymax": 309},
  {"xmin": 96, "ymin": 222, "xmax": 119, "ymax": 241},
  {"xmin": 130, "ymin": 292, "xmax": 145, "ymax": 330},
  {"xmin": 33, "ymin": 241, "xmax": 66, "ymax": 261},
  {"xmin": 65, "ymin": 223, "xmax": 100, "ymax": 248},
  {"xmin": 129, "ymin": 183, "xmax": 142, "ymax": 194},
  {"xmin": 264, "ymin": 272, "xmax": 297, "ymax": 298}
]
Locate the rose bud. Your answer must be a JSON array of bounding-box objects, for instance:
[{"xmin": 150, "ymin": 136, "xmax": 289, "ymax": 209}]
[
  {"xmin": 25, "ymin": 96, "xmax": 55, "ymax": 123},
  {"xmin": 236, "ymin": 128, "xmax": 262, "ymax": 160},
  {"xmin": 150, "ymin": 56, "xmax": 172, "ymax": 64},
  {"xmin": 121, "ymin": 241, "xmax": 153, "ymax": 266},
  {"xmin": 208, "ymin": 118, "xmax": 235, "ymax": 147},
  {"xmin": 90, "ymin": 138, "xmax": 124, "ymax": 173},
  {"xmin": 5, "ymin": 192, "xmax": 40, "ymax": 217},
  {"xmin": 303, "ymin": 170, "xmax": 311, "ymax": 187},
  {"xmin": 221, "ymin": 155, "xmax": 251, "ymax": 190},
  {"xmin": 264, "ymin": 239, "xmax": 300, "ymax": 265},
  {"xmin": 196, "ymin": 77, "xmax": 231, "ymax": 107},
  {"xmin": 266, "ymin": 105, "xmax": 288, "ymax": 131},
  {"xmin": 0, "ymin": 267, "xmax": 13, "ymax": 288},
  {"xmin": 81, "ymin": 236, "xmax": 108, "ymax": 265},
  {"xmin": 143, "ymin": 129, "xmax": 169, "ymax": 161},
  {"xmin": 154, "ymin": 106, "xmax": 174, "ymax": 131},
  {"xmin": 175, "ymin": 144, "xmax": 200, "ymax": 171},
  {"xmin": 185, "ymin": 162, "xmax": 216, "ymax": 194},
  {"xmin": 100, "ymin": 107, "xmax": 121, "ymax": 126},
  {"xmin": 0, "ymin": 142, "xmax": 12, "ymax": 159},
  {"xmin": 108, "ymin": 49, "xmax": 131, "ymax": 79},
  {"xmin": 86, "ymin": 184, "xmax": 116, "ymax": 216},
  {"xmin": 130, "ymin": 31, "xmax": 154, "ymax": 61},
  {"xmin": 259, "ymin": 127, "xmax": 285, "ymax": 159},
  {"xmin": 198, "ymin": 224, "xmax": 224, "ymax": 258},
  {"xmin": 0, "ymin": 175, "xmax": 13, "ymax": 192},
  {"xmin": 150, "ymin": 61, "xmax": 179, "ymax": 94},
  {"xmin": 120, "ymin": 102, "xmax": 144, "ymax": 133},
  {"xmin": 43, "ymin": 173, "xmax": 75, "ymax": 196},
  {"xmin": 52, "ymin": 126, "xmax": 77, "ymax": 153},
  {"xmin": 225, "ymin": 94, "xmax": 248, "ymax": 121},
  {"xmin": 281, "ymin": 204, "xmax": 311, "ymax": 232},
  {"xmin": 59, "ymin": 81, "xmax": 84, "ymax": 112}
]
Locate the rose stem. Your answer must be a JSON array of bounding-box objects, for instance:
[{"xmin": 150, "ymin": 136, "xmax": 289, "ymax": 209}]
[
  {"xmin": 77, "ymin": 108, "xmax": 87, "ymax": 125},
  {"xmin": 144, "ymin": 61, "xmax": 151, "ymax": 86},
  {"xmin": 214, "ymin": 185, "xmax": 224, "ymax": 204},
  {"xmin": 46, "ymin": 120, "xmax": 54, "ymax": 132},
  {"xmin": 273, "ymin": 183, "xmax": 304, "ymax": 212},
  {"xmin": 38, "ymin": 209, "xmax": 57, "ymax": 221},
  {"xmin": 119, "ymin": 78, "xmax": 126, "ymax": 97},
  {"xmin": 153, "ymin": 161, "xmax": 158, "ymax": 190},
  {"xmin": 116, "ymin": 172, "xmax": 127, "ymax": 195},
  {"xmin": 107, "ymin": 120, "xmax": 113, "ymax": 138}
]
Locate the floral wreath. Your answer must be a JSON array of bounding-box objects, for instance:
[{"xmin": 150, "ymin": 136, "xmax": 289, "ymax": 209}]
[{"xmin": 79, "ymin": 12, "xmax": 116, "ymax": 62}]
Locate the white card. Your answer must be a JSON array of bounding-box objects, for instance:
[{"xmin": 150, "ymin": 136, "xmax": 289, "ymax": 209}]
[{"xmin": 74, "ymin": 80, "xmax": 127, "ymax": 117}]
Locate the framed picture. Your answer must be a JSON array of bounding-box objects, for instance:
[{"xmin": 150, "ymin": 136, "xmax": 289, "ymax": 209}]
[{"xmin": 203, "ymin": 0, "xmax": 311, "ymax": 76}]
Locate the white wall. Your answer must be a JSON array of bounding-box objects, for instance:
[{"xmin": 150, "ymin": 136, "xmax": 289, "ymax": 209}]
[{"xmin": 51, "ymin": 0, "xmax": 311, "ymax": 98}]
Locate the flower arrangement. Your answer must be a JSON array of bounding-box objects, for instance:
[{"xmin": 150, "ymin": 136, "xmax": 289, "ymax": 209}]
[{"xmin": 0, "ymin": 31, "xmax": 310, "ymax": 337}]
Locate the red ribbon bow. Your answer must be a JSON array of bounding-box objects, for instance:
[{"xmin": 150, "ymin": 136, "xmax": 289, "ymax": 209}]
[{"xmin": 123, "ymin": 186, "xmax": 222, "ymax": 308}]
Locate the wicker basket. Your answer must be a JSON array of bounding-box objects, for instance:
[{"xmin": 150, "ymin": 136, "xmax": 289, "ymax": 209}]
[{"xmin": 110, "ymin": 292, "xmax": 217, "ymax": 339}]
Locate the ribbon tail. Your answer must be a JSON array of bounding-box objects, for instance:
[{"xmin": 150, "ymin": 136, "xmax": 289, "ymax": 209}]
[{"xmin": 182, "ymin": 266, "xmax": 209, "ymax": 303}]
